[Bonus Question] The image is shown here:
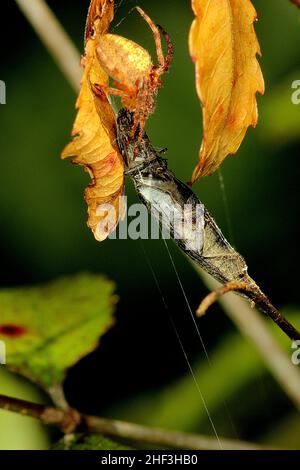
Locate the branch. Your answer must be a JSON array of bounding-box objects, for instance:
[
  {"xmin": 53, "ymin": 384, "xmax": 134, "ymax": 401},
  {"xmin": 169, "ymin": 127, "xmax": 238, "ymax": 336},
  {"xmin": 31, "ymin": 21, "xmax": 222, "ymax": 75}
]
[
  {"xmin": 84, "ymin": 415, "xmax": 266, "ymax": 450},
  {"xmin": 0, "ymin": 393, "xmax": 81, "ymax": 434},
  {"xmin": 197, "ymin": 279, "xmax": 300, "ymax": 342},
  {"xmin": 290, "ymin": 0, "xmax": 300, "ymax": 8},
  {"xmin": 15, "ymin": 0, "xmax": 82, "ymax": 92},
  {"xmin": 48, "ymin": 384, "xmax": 71, "ymax": 411},
  {"xmin": 194, "ymin": 266, "xmax": 300, "ymax": 411},
  {"xmin": 247, "ymin": 285, "xmax": 300, "ymax": 342},
  {"xmin": 0, "ymin": 394, "xmax": 45, "ymax": 419},
  {"xmin": 0, "ymin": 393, "xmax": 269, "ymax": 450}
]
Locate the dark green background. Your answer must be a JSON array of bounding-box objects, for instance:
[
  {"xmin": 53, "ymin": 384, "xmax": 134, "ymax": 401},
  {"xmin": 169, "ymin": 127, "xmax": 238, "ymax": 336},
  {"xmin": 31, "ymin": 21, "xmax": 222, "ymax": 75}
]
[{"xmin": 0, "ymin": 0, "xmax": 299, "ymax": 449}]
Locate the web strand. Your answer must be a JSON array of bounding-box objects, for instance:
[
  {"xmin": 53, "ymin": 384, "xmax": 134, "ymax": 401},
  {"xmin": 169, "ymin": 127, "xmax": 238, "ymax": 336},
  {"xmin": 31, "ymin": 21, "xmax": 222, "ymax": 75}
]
[
  {"xmin": 162, "ymin": 238, "xmax": 212, "ymax": 365},
  {"xmin": 112, "ymin": 0, "xmax": 135, "ymax": 33},
  {"xmin": 139, "ymin": 240, "xmax": 222, "ymax": 446},
  {"xmin": 217, "ymin": 169, "xmax": 235, "ymax": 245}
]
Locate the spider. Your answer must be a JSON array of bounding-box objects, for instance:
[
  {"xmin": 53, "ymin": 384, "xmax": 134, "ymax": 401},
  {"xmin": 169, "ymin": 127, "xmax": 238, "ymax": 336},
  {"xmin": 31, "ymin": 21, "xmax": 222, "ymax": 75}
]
[{"xmin": 94, "ymin": 6, "xmax": 174, "ymax": 156}]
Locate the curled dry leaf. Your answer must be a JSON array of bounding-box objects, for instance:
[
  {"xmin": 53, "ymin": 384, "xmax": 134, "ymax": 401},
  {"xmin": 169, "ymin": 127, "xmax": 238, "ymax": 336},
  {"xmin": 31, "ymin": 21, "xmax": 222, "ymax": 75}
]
[
  {"xmin": 189, "ymin": 0, "xmax": 265, "ymax": 182},
  {"xmin": 85, "ymin": 0, "xmax": 114, "ymax": 41},
  {"xmin": 62, "ymin": 0, "xmax": 125, "ymax": 241}
]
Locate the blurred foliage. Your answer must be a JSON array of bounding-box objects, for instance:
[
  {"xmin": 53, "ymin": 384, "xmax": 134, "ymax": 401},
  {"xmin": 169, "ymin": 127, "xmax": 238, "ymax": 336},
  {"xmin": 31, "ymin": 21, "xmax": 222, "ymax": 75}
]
[
  {"xmin": 260, "ymin": 71, "xmax": 300, "ymax": 144},
  {"xmin": 0, "ymin": 0, "xmax": 299, "ymax": 450},
  {"xmin": 262, "ymin": 412, "xmax": 300, "ymax": 449}
]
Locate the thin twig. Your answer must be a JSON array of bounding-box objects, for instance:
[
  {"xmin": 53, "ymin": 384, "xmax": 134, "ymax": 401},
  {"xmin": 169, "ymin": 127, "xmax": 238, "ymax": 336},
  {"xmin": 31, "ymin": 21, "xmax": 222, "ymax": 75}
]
[
  {"xmin": 0, "ymin": 394, "xmax": 81, "ymax": 434},
  {"xmin": 251, "ymin": 287, "xmax": 300, "ymax": 341},
  {"xmin": 48, "ymin": 384, "xmax": 71, "ymax": 411},
  {"xmin": 197, "ymin": 278, "xmax": 300, "ymax": 342},
  {"xmin": 84, "ymin": 415, "xmax": 268, "ymax": 450},
  {"xmin": 0, "ymin": 394, "xmax": 46, "ymax": 420},
  {"xmin": 0, "ymin": 393, "xmax": 270, "ymax": 450},
  {"xmin": 15, "ymin": 0, "xmax": 82, "ymax": 91},
  {"xmin": 194, "ymin": 266, "xmax": 300, "ymax": 411},
  {"xmin": 197, "ymin": 281, "xmax": 251, "ymax": 316}
]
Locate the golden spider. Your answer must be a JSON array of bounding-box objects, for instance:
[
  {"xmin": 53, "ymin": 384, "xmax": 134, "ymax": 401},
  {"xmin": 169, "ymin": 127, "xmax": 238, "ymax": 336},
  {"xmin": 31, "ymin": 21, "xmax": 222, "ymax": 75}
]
[{"xmin": 95, "ymin": 6, "xmax": 174, "ymax": 154}]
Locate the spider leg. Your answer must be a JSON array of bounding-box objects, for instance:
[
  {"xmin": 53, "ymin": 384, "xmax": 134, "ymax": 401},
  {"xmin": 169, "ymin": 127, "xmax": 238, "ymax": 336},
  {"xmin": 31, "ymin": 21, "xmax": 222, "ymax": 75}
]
[
  {"xmin": 132, "ymin": 102, "xmax": 149, "ymax": 160},
  {"xmin": 112, "ymin": 80, "xmax": 136, "ymax": 96},
  {"xmin": 135, "ymin": 7, "xmax": 165, "ymax": 68},
  {"xmin": 132, "ymin": 131, "xmax": 143, "ymax": 159},
  {"xmin": 104, "ymin": 86, "xmax": 130, "ymax": 99},
  {"xmin": 93, "ymin": 82, "xmax": 131, "ymax": 101},
  {"xmin": 157, "ymin": 24, "xmax": 174, "ymax": 73}
]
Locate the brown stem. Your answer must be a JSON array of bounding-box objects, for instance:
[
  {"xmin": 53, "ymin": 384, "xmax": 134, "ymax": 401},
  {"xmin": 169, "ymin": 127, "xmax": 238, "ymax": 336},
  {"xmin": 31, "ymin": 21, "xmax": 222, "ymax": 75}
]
[
  {"xmin": 0, "ymin": 393, "xmax": 270, "ymax": 450},
  {"xmin": 0, "ymin": 394, "xmax": 45, "ymax": 420},
  {"xmin": 248, "ymin": 289, "xmax": 300, "ymax": 342},
  {"xmin": 197, "ymin": 279, "xmax": 300, "ymax": 342},
  {"xmin": 84, "ymin": 415, "xmax": 267, "ymax": 450},
  {"xmin": 0, "ymin": 394, "xmax": 81, "ymax": 434},
  {"xmin": 290, "ymin": 0, "xmax": 300, "ymax": 8},
  {"xmin": 197, "ymin": 281, "xmax": 250, "ymax": 317}
]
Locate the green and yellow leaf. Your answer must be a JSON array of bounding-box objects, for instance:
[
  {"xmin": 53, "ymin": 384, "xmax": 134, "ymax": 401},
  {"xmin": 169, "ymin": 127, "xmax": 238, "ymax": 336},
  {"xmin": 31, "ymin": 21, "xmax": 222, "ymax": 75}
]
[{"xmin": 0, "ymin": 274, "xmax": 116, "ymax": 388}]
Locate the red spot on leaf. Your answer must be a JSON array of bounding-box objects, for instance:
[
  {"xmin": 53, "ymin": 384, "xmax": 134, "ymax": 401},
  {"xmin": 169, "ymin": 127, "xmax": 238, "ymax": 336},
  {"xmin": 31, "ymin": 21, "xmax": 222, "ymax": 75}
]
[
  {"xmin": 0, "ymin": 325, "xmax": 27, "ymax": 338},
  {"xmin": 106, "ymin": 152, "xmax": 117, "ymax": 168},
  {"xmin": 99, "ymin": 152, "xmax": 118, "ymax": 177}
]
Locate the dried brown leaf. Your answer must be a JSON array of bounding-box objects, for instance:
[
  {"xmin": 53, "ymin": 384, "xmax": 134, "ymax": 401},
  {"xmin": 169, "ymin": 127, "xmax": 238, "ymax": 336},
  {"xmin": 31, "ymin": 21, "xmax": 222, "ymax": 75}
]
[
  {"xmin": 62, "ymin": 0, "xmax": 124, "ymax": 241},
  {"xmin": 189, "ymin": 0, "xmax": 265, "ymax": 181}
]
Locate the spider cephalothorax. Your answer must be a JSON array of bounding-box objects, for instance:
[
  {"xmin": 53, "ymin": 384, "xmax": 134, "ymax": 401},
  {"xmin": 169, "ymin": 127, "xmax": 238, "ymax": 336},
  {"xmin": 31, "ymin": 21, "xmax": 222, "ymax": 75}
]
[{"xmin": 95, "ymin": 7, "xmax": 174, "ymax": 155}]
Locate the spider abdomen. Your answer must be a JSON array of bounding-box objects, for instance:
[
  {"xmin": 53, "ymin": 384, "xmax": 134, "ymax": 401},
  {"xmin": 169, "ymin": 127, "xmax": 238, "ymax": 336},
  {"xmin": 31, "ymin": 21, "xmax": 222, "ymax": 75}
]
[{"xmin": 96, "ymin": 34, "xmax": 152, "ymax": 88}]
